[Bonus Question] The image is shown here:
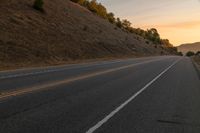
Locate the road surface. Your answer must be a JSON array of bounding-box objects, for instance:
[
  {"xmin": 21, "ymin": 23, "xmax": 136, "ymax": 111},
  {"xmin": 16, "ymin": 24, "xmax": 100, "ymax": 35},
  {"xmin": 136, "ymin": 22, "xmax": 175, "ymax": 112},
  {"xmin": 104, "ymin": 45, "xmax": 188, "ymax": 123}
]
[{"xmin": 0, "ymin": 56, "xmax": 199, "ymax": 133}]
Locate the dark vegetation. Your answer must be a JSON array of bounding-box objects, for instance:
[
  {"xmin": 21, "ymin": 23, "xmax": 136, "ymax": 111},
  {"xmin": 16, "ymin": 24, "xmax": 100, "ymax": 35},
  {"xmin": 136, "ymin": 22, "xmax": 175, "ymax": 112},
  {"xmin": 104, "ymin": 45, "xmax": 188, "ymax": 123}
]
[
  {"xmin": 186, "ymin": 51, "xmax": 195, "ymax": 57},
  {"xmin": 33, "ymin": 0, "xmax": 44, "ymax": 11},
  {"xmin": 177, "ymin": 52, "xmax": 183, "ymax": 56},
  {"xmin": 195, "ymin": 51, "xmax": 200, "ymax": 56},
  {"xmin": 70, "ymin": 0, "xmax": 175, "ymax": 48},
  {"xmin": 186, "ymin": 51, "xmax": 200, "ymax": 57}
]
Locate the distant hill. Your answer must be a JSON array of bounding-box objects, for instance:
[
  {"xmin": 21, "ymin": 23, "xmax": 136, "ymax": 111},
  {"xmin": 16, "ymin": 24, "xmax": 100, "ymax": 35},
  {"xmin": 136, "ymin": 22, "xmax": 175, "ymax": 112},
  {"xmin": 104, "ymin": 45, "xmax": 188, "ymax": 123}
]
[
  {"xmin": 0, "ymin": 0, "xmax": 177, "ymax": 70},
  {"xmin": 178, "ymin": 42, "xmax": 200, "ymax": 54}
]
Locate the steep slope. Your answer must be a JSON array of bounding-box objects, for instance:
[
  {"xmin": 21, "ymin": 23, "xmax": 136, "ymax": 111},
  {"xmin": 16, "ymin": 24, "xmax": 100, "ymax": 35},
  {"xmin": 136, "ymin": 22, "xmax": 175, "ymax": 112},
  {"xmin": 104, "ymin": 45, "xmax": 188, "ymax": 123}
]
[
  {"xmin": 0, "ymin": 0, "xmax": 175, "ymax": 70},
  {"xmin": 178, "ymin": 42, "xmax": 200, "ymax": 54}
]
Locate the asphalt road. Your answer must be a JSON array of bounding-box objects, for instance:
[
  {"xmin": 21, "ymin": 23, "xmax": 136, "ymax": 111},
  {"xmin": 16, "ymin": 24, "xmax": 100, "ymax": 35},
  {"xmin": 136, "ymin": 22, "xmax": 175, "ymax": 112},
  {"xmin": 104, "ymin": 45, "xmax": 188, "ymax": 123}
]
[{"xmin": 0, "ymin": 56, "xmax": 199, "ymax": 133}]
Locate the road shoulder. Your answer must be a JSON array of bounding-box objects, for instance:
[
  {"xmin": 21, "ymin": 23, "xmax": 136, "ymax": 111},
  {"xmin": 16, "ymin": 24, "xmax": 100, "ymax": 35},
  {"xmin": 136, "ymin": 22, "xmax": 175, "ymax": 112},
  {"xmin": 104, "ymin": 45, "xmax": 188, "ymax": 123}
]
[{"xmin": 192, "ymin": 56, "xmax": 200, "ymax": 79}]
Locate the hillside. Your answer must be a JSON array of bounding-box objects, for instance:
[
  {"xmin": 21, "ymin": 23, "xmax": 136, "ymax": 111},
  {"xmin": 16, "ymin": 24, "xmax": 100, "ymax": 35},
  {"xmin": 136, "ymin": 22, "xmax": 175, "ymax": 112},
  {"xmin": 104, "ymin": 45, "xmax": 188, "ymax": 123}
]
[
  {"xmin": 178, "ymin": 42, "xmax": 200, "ymax": 54},
  {"xmin": 0, "ymin": 0, "xmax": 176, "ymax": 70}
]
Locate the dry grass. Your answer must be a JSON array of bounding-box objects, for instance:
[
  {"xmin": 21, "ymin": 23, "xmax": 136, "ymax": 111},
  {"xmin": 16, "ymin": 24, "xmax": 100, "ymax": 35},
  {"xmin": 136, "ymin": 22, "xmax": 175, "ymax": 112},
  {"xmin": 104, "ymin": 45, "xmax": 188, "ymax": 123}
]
[{"xmin": 0, "ymin": 0, "xmax": 175, "ymax": 71}]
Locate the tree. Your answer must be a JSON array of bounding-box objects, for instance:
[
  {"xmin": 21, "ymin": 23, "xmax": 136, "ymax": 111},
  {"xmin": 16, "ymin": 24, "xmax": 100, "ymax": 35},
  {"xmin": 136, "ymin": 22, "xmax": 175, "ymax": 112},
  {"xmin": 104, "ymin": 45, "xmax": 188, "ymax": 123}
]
[
  {"xmin": 96, "ymin": 3, "xmax": 107, "ymax": 18},
  {"xmin": 145, "ymin": 28, "xmax": 161, "ymax": 44},
  {"xmin": 107, "ymin": 12, "xmax": 115, "ymax": 24},
  {"xmin": 70, "ymin": 0, "xmax": 79, "ymax": 2},
  {"xmin": 33, "ymin": 0, "xmax": 44, "ymax": 11},
  {"xmin": 87, "ymin": 0, "xmax": 98, "ymax": 13},
  {"xmin": 177, "ymin": 52, "xmax": 183, "ymax": 56},
  {"xmin": 122, "ymin": 19, "xmax": 132, "ymax": 30},
  {"xmin": 116, "ymin": 18, "xmax": 122, "ymax": 28},
  {"xmin": 161, "ymin": 39, "xmax": 173, "ymax": 47},
  {"xmin": 135, "ymin": 28, "xmax": 146, "ymax": 38},
  {"xmin": 186, "ymin": 51, "xmax": 195, "ymax": 57},
  {"xmin": 77, "ymin": 0, "xmax": 86, "ymax": 5}
]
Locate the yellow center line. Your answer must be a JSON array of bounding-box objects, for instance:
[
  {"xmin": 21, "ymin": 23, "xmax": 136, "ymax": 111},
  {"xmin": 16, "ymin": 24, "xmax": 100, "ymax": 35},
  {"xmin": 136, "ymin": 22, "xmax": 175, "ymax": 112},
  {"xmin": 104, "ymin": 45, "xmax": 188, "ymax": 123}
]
[{"xmin": 0, "ymin": 58, "xmax": 164, "ymax": 101}]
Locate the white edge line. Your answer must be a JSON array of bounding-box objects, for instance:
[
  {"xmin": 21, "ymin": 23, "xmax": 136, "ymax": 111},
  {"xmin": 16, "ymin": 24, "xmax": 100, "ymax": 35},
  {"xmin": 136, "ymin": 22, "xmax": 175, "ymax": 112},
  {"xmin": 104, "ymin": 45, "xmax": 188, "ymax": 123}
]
[{"xmin": 86, "ymin": 59, "xmax": 180, "ymax": 133}]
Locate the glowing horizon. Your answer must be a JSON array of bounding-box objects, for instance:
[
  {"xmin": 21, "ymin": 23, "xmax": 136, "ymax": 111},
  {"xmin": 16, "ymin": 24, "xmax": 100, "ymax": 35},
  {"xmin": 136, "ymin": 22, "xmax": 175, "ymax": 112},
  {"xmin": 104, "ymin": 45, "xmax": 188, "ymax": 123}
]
[{"xmin": 98, "ymin": 0, "xmax": 200, "ymax": 46}]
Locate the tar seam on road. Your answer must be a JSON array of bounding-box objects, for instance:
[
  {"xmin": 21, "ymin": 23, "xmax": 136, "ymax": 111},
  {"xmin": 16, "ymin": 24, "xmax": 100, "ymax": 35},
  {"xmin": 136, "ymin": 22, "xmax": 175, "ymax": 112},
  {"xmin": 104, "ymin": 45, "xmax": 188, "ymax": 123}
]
[
  {"xmin": 0, "ymin": 59, "xmax": 164, "ymax": 101},
  {"xmin": 85, "ymin": 59, "xmax": 181, "ymax": 133}
]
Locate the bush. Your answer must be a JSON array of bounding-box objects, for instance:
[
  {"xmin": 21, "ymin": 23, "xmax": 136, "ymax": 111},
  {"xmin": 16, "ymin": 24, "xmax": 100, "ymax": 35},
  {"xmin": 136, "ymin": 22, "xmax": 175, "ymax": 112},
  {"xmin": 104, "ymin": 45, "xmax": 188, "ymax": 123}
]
[
  {"xmin": 107, "ymin": 13, "xmax": 115, "ymax": 24},
  {"xmin": 70, "ymin": 0, "xmax": 79, "ymax": 3},
  {"xmin": 116, "ymin": 18, "xmax": 122, "ymax": 28},
  {"xmin": 78, "ymin": 0, "xmax": 86, "ymax": 5},
  {"xmin": 195, "ymin": 51, "xmax": 200, "ymax": 56},
  {"xmin": 177, "ymin": 52, "xmax": 183, "ymax": 56},
  {"xmin": 186, "ymin": 51, "xmax": 195, "ymax": 57},
  {"xmin": 122, "ymin": 19, "xmax": 131, "ymax": 30},
  {"xmin": 33, "ymin": 0, "xmax": 44, "ymax": 11}
]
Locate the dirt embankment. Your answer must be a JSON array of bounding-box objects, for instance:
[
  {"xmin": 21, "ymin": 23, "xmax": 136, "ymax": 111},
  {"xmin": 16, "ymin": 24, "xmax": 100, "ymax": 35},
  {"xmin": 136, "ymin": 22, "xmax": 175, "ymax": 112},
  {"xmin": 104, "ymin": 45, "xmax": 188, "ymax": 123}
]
[{"xmin": 0, "ymin": 0, "xmax": 176, "ymax": 70}]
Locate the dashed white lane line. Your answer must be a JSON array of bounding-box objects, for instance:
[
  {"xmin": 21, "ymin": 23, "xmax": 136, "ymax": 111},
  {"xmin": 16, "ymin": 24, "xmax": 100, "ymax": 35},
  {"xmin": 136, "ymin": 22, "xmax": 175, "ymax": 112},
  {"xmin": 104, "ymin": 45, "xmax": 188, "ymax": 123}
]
[{"xmin": 86, "ymin": 59, "xmax": 181, "ymax": 133}]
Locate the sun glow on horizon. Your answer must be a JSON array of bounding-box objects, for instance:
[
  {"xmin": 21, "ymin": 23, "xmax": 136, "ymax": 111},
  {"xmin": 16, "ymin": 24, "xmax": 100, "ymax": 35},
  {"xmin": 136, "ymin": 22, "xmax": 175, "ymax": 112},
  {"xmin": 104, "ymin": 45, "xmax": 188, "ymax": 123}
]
[{"xmin": 98, "ymin": 0, "xmax": 200, "ymax": 46}]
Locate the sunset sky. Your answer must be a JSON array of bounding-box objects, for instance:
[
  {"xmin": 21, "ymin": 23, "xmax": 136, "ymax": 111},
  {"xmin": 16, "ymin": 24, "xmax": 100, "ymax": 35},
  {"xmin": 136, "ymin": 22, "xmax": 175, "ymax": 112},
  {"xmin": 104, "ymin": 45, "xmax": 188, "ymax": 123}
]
[{"xmin": 98, "ymin": 0, "xmax": 200, "ymax": 46}]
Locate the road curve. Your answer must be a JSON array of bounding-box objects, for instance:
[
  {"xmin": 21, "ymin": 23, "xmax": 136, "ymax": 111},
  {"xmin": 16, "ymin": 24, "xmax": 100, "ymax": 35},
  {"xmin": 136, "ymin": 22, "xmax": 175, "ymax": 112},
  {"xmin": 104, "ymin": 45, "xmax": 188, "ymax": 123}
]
[{"xmin": 0, "ymin": 56, "xmax": 199, "ymax": 133}]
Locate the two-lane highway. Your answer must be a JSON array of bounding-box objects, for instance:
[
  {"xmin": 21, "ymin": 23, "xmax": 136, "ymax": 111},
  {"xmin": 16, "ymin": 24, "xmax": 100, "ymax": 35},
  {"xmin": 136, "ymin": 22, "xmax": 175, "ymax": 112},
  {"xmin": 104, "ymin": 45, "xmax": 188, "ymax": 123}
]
[{"xmin": 0, "ymin": 56, "xmax": 199, "ymax": 133}]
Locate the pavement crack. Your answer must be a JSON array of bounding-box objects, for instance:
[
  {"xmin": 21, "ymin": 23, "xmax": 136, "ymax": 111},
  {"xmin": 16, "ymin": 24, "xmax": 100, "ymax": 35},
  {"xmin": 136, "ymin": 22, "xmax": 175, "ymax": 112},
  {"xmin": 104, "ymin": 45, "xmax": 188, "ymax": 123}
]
[
  {"xmin": 0, "ymin": 97, "xmax": 63, "ymax": 120},
  {"xmin": 157, "ymin": 119, "xmax": 183, "ymax": 125},
  {"xmin": 157, "ymin": 119, "xmax": 200, "ymax": 127}
]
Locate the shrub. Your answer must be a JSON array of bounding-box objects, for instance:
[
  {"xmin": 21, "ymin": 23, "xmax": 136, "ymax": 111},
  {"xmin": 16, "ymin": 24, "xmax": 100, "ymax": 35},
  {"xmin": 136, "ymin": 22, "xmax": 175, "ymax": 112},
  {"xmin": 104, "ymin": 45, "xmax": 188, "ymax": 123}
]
[
  {"xmin": 87, "ymin": 0, "xmax": 97, "ymax": 13},
  {"xmin": 71, "ymin": 0, "xmax": 78, "ymax": 2},
  {"xmin": 116, "ymin": 18, "xmax": 122, "ymax": 28},
  {"xmin": 107, "ymin": 12, "xmax": 115, "ymax": 24},
  {"xmin": 78, "ymin": 0, "xmax": 86, "ymax": 5},
  {"xmin": 195, "ymin": 51, "xmax": 200, "ymax": 56},
  {"xmin": 122, "ymin": 19, "xmax": 131, "ymax": 30},
  {"xmin": 186, "ymin": 51, "xmax": 195, "ymax": 57},
  {"xmin": 33, "ymin": 0, "xmax": 44, "ymax": 11},
  {"xmin": 177, "ymin": 52, "xmax": 183, "ymax": 56}
]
